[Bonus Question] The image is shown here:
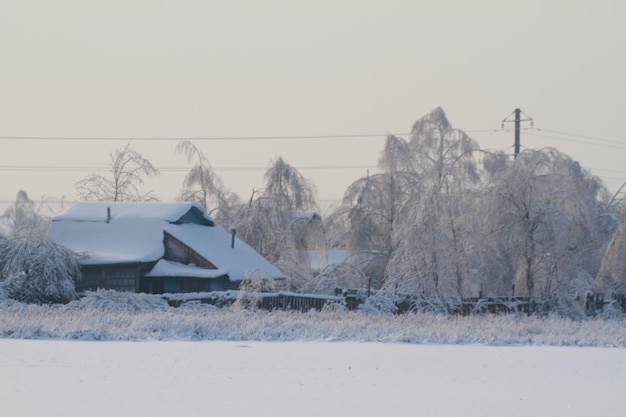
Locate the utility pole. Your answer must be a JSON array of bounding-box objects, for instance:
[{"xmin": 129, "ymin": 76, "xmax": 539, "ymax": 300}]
[
  {"xmin": 514, "ymin": 108, "xmax": 521, "ymax": 157},
  {"xmin": 502, "ymin": 109, "xmax": 533, "ymax": 158}
]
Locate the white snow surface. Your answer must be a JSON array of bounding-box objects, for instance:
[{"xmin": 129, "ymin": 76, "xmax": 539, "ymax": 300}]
[
  {"xmin": 1, "ymin": 339, "xmax": 625, "ymax": 417},
  {"xmin": 1, "ymin": 292, "xmax": 626, "ymax": 416}
]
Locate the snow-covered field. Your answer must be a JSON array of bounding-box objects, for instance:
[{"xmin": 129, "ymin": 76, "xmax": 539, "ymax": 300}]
[
  {"xmin": 2, "ymin": 339, "xmax": 625, "ymax": 417},
  {"xmin": 2, "ymin": 291, "xmax": 626, "ymax": 416}
]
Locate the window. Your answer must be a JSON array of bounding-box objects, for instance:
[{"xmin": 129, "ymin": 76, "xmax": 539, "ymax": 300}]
[
  {"xmin": 105, "ymin": 270, "xmax": 136, "ymax": 292},
  {"xmin": 77, "ymin": 268, "xmax": 137, "ymax": 292}
]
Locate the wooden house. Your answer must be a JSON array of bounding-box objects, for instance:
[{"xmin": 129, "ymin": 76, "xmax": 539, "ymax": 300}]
[{"xmin": 48, "ymin": 202, "xmax": 285, "ymax": 293}]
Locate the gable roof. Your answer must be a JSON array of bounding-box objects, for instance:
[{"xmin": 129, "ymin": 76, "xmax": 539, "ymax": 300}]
[
  {"xmin": 163, "ymin": 223, "xmax": 282, "ymax": 281},
  {"xmin": 52, "ymin": 201, "xmax": 214, "ymax": 225},
  {"xmin": 48, "ymin": 202, "xmax": 284, "ymax": 281}
]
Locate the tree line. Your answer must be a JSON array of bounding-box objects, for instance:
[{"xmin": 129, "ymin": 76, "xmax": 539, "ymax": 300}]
[{"xmin": 2, "ymin": 107, "xmax": 626, "ymax": 315}]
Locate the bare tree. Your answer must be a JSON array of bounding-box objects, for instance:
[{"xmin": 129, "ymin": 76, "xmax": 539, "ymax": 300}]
[{"xmin": 75, "ymin": 143, "xmax": 159, "ymax": 202}]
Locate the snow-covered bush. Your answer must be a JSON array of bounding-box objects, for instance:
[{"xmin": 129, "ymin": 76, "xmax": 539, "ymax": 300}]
[
  {"xmin": 0, "ymin": 280, "xmax": 8, "ymax": 301},
  {"xmin": 545, "ymin": 294, "xmax": 587, "ymax": 321},
  {"xmin": 232, "ymin": 269, "xmax": 278, "ymax": 310},
  {"xmin": 0, "ymin": 294, "xmax": 625, "ymax": 345},
  {"xmin": 64, "ymin": 289, "xmax": 169, "ymax": 311},
  {"xmin": 0, "ymin": 236, "xmax": 81, "ymax": 304},
  {"xmin": 359, "ymin": 290, "xmax": 399, "ymax": 314}
]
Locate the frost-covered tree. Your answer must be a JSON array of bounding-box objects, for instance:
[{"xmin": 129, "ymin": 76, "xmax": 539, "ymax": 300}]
[
  {"xmin": 0, "ymin": 236, "xmax": 81, "ymax": 304},
  {"xmin": 176, "ymin": 141, "xmax": 240, "ymax": 226},
  {"xmin": 236, "ymin": 194, "xmax": 288, "ymax": 264},
  {"xmin": 384, "ymin": 108, "xmax": 481, "ymax": 297},
  {"xmin": 326, "ymin": 108, "xmax": 614, "ymax": 317},
  {"xmin": 596, "ymin": 208, "xmax": 626, "ymax": 293},
  {"xmin": 75, "ymin": 143, "xmax": 159, "ymax": 202},
  {"xmin": 408, "ymin": 107, "xmax": 480, "ymax": 189},
  {"xmin": 326, "ymin": 109, "xmax": 484, "ymax": 296},
  {"xmin": 483, "ymin": 148, "xmax": 613, "ymax": 310},
  {"xmin": 325, "ymin": 135, "xmax": 419, "ymax": 289},
  {"xmin": 235, "ymin": 157, "xmax": 319, "ymax": 291},
  {"xmin": 0, "ymin": 190, "xmax": 49, "ymax": 237},
  {"xmin": 263, "ymin": 156, "xmax": 317, "ymax": 213}
]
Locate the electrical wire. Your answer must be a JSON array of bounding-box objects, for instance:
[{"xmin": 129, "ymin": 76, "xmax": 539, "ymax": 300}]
[
  {"xmin": 537, "ymin": 128, "xmax": 624, "ymax": 146},
  {"xmin": 0, "ymin": 128, "xmax": 506, "ymax": 142},
  {"xmin": 0, "ymin": 126, "xmax": 622, "ymax": 183},
  {"xmin": 0, "ymin": 164, "xmax": 379, "ymax": 172},
  {"xmin": 522, "ymin": 131, "xmax": 626, "ymax": 151},
  {"xmin": 0, "ymin": 133, "xmax": 404, "ymax": 141}
]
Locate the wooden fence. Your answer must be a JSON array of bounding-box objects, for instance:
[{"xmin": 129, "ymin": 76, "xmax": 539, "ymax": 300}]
[
  {"xmin": 163, "ymin": 290, "xmax": 626, "ymax": 316},
  {"xmin": 163, "ymin": 291, "xmax": 344, "ymax": 312}
]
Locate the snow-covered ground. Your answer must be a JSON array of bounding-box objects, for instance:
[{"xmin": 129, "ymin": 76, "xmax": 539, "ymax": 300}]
[
  {"xmin": 1, "ymin": 339, "xmax": 625, "ymax": 417},
  {"xmin": 2, "ymin": 291, "xmax": 626, "ymax": 416}
]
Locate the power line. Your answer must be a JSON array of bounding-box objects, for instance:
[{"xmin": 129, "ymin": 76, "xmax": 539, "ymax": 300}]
[
  {"xmin": 1, "ymin": 125, "xmax": 623, "ymax": 177},
  {"xmin": 0, "ymin": 164, "xmax": 379, "ymax": 173},
  {"xmin": 0, "ymin": 133, "xmax": 403, "ymax": 141},
  {"xmin": 590, "ymin": 167, "xmax": 626, "ymax": 175},
  {"xmin": 0, "ymin": 128, "xmax": 503, "ymax": 142},
  {"xmin": 523, "ymin": 131, "xmax": 626, "ymax": 151},
  {"xmin": 537, "ymin": 128, "xmax": 624, "ymax": 146}
]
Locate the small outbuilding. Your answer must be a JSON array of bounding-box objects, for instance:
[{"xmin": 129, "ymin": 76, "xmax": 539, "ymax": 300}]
[{"xmin": 48, "ymin": 202, "xmax": 285, "ymax": 293}]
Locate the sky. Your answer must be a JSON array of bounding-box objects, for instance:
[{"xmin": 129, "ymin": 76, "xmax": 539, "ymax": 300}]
[{"xmin": 1, "ymin": 0, "xmax": 625, "ymax": 214}]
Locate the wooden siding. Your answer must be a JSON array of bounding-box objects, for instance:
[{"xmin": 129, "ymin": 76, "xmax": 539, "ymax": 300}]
[
  {"xmin": 163, "ymin": 232, "xmax": 218, "ymax": 269},
  {"xmin": 148, "ymin": 276, "xmax": 236, "ymax": 294}
]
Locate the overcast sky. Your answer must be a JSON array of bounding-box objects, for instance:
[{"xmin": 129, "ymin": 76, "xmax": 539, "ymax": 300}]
[{"xmin": 1, "ymin": 1, "xmax": 625, "ymax": 213}]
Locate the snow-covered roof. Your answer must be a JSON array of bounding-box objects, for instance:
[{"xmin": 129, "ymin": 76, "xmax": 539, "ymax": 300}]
[
  {"xmin": 52, "ymin": 201, "xmax": 214, "ymax": 225},
  {"xmin": 48, "ymin": 202, "xmax": 284, "ymax": 281},
  {"xmin": 145, "ymin": 259, "xmax": 227, "ymax": 279},
  {"xmin": 164, "ymin": 223, "xmax": 284, "ymax": 281},
  {"xmin": 49, "ymin": 208, "xmax": 166, "ymax": 265}
]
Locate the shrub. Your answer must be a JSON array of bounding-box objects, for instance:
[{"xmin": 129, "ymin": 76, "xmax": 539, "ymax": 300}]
[{"xmin": 0, "ymin": 236, "xmax": 81, "ymax": 304}]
